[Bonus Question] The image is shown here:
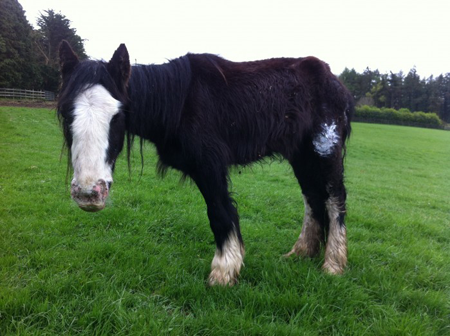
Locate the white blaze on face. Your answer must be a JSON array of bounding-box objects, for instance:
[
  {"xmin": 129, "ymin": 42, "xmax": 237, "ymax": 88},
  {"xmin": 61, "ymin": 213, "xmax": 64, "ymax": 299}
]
[
  {"xmin": 71, "ymin": 84, "xmax": 121, "ymax": 190},
  {"xmin": 313, "ymin": 122, "xmax": 340, "ymax": 157}
]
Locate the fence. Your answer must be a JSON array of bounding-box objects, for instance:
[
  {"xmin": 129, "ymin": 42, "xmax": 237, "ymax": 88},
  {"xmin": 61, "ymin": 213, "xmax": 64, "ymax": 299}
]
[{"xmin": 0, "ymin": 88, "xmax": 55, "ymax": 101}]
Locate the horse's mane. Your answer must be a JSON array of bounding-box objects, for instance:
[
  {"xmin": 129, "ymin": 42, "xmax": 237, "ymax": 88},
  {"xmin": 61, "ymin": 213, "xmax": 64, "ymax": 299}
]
[{"xmin": 125, "ymin": 56, "xmax": 192, "ymax": 174}]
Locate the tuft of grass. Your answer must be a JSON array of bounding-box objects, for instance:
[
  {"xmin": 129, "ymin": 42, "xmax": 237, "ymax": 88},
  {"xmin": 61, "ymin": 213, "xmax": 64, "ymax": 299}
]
[{"xmin": 1, "ymin": 106, "xmax": 449, "ymax": 335}]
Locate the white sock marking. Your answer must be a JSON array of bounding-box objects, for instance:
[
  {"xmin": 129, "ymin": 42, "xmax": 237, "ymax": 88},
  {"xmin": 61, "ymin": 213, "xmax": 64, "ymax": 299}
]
[
  {"xmin": 209, "ymin": 232, "xmax": 244, "ymax": 286},
  {"xmin": 323, "ymin": 197, "xmax": 347, "ymax": 274},
  {"xmin": 285, "ymin": 195, "xmax": 322, "ymax": 258}
]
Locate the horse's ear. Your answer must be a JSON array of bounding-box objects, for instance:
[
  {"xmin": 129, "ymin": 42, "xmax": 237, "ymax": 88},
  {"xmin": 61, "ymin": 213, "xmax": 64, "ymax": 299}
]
[
  {"xmin": 59, "ymin": 40, "xmax": 79, "ymax": 80},
  {"xmin": 107, "ymin": 44, "xmax": 131, "ymax": 92}
]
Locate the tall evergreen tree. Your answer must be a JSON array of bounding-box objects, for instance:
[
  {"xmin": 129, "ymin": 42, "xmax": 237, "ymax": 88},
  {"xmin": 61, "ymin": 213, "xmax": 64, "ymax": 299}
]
[
  {"xmin": 35, "ymin": 10, "xmax": 87, "ymax": 67},
  {"xmin": 0, "ymin": 3, "xmax": 86, "ymax": 91},
  {"xmin": 339, "ymin": 68, "xmax": 360, "ymax": 100},
  {"xmin": 367, "ymin": 74, "xmax": 389, "ymax": 108},
  {"xmin": 403, "ymin": 68, "xmax": 424, "ymax": 111},
  {"xmin": 35, "ymin": 9, "xmax": 87, "ymax": 91},
  {"xmin": 0, "ymin": 0, "xmax": 42, "ymax": 88},
  {"xmin": 438, "ymin": 74, "xmax": 450, "ymax": 122},
  {"xmin": 358, "ymin": 68, "xmax": 378, "ymax": 102},
  {"xmin": 387, "ymin": 72, "xmax": 404, "ymax": 110}
]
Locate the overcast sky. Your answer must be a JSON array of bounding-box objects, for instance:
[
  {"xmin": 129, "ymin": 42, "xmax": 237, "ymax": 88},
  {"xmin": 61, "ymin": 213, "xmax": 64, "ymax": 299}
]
[{"xmin": 19, "ymin": 0, "xmax": 450, "ymax": 77}]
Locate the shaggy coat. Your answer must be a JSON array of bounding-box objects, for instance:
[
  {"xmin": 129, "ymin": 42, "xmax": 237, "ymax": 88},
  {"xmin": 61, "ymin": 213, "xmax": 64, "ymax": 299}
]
[{"xmin": 58, "ymin": 41, "xmax": 353, "ymax": 285}]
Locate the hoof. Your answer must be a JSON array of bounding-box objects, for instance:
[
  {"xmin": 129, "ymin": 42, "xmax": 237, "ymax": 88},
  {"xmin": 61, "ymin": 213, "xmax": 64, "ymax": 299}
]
[
  {"xmin": 322, "ymin": 261, "xmax": 345, "ymax": 275},
  {"xmin": 208, "ymin": 268, "xmax": 238, "ymax": 286},
  {"xmin": 283, "ymin": 249, "xmax": 297, "ymax": 258},
  {"xmin": 284, "ymin": 241, "xmax": 320, "ymax": 259}
]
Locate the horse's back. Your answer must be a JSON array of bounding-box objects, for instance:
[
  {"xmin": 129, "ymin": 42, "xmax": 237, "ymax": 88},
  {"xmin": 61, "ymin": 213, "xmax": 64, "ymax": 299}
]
[{"xmin": 182, "ymin": 54, "xmax": 351, "ymax": 164}]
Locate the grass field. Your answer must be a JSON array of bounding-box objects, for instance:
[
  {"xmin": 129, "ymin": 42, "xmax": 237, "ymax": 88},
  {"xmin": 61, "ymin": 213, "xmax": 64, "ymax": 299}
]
[{"xmin": 1, "ymin": 106, "xmax": 449, "ymax": 335}]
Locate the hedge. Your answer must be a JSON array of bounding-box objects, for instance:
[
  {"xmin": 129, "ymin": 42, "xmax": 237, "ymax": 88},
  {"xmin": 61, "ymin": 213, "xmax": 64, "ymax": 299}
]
[{"xmin": 354, "ymin": 105, "xmax": 444, "ymax": 129}]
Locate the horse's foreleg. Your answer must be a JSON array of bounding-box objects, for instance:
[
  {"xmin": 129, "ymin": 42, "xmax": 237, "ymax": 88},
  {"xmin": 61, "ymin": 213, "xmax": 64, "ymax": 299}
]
[{"xmin": 192, "ymin": 168, "xmax": 245, "ymax": 286}]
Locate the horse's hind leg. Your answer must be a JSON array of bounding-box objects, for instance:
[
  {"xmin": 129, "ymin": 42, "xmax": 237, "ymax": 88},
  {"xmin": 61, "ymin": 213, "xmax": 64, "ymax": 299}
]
[
  {"xmin": 191, "ymin": 167, "xmax": 245, "ymax": 286},
  {"xmin": 287, "ymin": 142, "xmax": 347, "ymax": 274},
  {"xmin": 286, "ymin": 147, "xmax": 327, "ymax": 259},
  {"xmin": 284, "ymin": 193, "xmax": 325, "ymax": 259},
  {"xmin": 322, "ymin": 190, "xmax": 347, "ymax": 274}
]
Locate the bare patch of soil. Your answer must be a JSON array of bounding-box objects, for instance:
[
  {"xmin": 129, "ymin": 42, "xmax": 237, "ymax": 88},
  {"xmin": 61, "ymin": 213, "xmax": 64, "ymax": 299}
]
[{"xmin": 0, "ymin": 99, "xmax": 56, "ymax": 109}]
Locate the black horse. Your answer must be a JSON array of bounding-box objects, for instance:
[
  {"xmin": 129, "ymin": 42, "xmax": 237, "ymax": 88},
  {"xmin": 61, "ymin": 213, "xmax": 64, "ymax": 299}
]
[{"xmin": 58, "ymin": 41, "xmax": 353, "ymax": 285}]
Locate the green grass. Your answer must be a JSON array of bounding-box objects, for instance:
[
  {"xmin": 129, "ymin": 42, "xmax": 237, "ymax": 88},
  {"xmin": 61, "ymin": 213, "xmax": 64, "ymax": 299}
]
[{"xmin": 1, "ymin": 106, "xmax": 449, "ymax": 335}]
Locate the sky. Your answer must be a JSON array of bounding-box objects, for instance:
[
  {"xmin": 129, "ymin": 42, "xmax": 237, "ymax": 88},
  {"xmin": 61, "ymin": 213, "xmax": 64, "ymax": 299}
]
[{"xmin": 19, "ymin": 0, "xmax": 450, "ymax": 77}]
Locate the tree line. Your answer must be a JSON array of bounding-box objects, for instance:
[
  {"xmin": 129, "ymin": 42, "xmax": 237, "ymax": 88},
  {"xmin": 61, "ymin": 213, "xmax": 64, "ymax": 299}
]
[
  {"xmin": 339, "ymin": 68, "xmax": 450, "ymax": 123},
  {"xmin": 1, "ymin": 0, "xmax": 449, "ymax": 123},
  {"xmin": 0, "ymin": 0, "xmax": 86, "ymax": 92}
]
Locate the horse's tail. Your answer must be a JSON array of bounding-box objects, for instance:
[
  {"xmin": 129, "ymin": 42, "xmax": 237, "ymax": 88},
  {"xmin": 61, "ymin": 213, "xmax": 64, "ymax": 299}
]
[{"xmin": 343, "ymin": 90, "xmax": 354, "ymax": 141}]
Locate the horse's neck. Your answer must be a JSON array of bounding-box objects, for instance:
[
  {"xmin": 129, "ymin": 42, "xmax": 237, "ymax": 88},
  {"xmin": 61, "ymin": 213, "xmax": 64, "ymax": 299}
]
[{"xmin": 127, "ymin": 59, "xmax": 191, "ymax": 143}]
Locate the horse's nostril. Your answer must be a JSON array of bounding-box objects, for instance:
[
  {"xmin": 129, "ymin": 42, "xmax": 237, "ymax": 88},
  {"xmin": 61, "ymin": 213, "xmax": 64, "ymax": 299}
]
[
  {"xmin": 96, "ymin": 179, "xmax": 107, "ymax": 191},
  {"xmin": 71, "ymin": 183, "xmax": 82, "ymax": 196}
]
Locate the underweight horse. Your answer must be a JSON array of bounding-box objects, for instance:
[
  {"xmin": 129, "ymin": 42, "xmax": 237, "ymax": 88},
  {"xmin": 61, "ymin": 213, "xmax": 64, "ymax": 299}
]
[{"xmin": 57, "ymin": 41, "xmax": 353, "ymax": 285}]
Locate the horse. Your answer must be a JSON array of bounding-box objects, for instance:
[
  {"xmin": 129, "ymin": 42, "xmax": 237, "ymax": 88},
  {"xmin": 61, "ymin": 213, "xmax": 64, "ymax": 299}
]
[{"xmin": 57, "ymin": 40, "xmax": 353, "ymax": 286}]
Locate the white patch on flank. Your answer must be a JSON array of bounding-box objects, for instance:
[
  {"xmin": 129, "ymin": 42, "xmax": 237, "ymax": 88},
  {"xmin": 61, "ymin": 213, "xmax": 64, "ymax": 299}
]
[
  {"xmin": 313, "ymin": 122, "xmax": 340, "ymax": 156},
  {"xmin": 71, "ymin": 84, "xmax": 121, "ymax": 190},
  {"xmin": 209, "ymin": 232, "xmax": 245, "ymax": 286}
]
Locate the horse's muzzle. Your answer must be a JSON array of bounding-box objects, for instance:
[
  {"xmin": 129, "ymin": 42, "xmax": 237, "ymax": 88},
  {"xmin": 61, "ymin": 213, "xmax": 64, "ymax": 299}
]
[{"xmin": 71, "ymin": 179, "xmax": 110, "ymax": 212}]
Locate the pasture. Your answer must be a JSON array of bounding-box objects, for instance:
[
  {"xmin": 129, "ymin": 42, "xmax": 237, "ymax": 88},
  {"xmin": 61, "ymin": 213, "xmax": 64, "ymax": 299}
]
[{"xmin": 1, "ymin": 106, "xmax": 449, "ymax": 335}]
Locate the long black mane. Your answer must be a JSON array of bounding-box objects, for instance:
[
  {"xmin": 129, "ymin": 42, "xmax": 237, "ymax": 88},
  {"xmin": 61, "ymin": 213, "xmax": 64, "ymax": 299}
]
[{"xmin": 126, "ymin": 57, "xmax": 192, "ymax": 144}]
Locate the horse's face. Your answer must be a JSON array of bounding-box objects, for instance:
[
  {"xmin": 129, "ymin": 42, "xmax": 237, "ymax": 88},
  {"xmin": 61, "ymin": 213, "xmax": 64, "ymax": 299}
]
[
  {"xmin": 67, "ymin": 83, "xmax": 125, "ymax": 212},
  {"xmin": 58, "ymin": 41, "xmax": 130, "ymax": 212}
]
